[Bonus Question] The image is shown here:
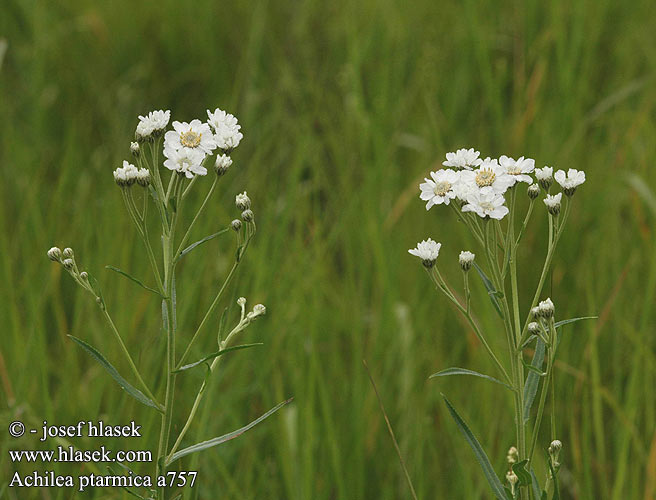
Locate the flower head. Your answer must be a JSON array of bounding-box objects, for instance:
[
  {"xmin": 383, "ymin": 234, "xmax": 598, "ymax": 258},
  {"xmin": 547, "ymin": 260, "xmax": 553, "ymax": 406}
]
[
  {"xmin": 554, "ymin": 168, "xmax": 585, "ymax": 196},
  {"xmin": 408, "ymin": 238, "xmax": 441, "ymax": 268},
  {"xmin": 442, "ymin": 148, "xmax": 482, "ymax": 170},
  {"xmin": 47, "ymin": 247, "xmax": 62, "ymax": 262},
  {"xmin": 459, "ymin": 250, "xmax": 475, "ymax": 271},
  {"xmin": 419, "ymin": 169, "xmax": 460, "ymax": 209},
  {"xmin": 538, "ymin": 297, "xmax": 555, "ymax": 318},
  {"xmin": 163, "ymin": 147, "xmax": 207, "ymax": 178},
  {"xmin": 164, "ymin": 119, "xmax": 216, "ymax": 155},
  {"xmin": 499, "ymin": 155, "xmax": 535, "ymax": 185},
  {"xmin": 544, "ymin": 192, "xmax": 562, "ymax": 216},
  {"xmin": 461, "ymin": 186, "xmax": 509, "ymax": 220},
  {"xmin": 214, "ymin": 154, "xmax": 233, "ymax": 176},
  {"xmin": 207, "ymin": 108, "xmax": 243, "ymax": 152},
  {"xmin": 527, "ymin": 183, "xmax": 540, "ymax": 200},
  {"xmin": 459, "ymin": 157, "xmax": 514, "ymax": 196},
  {"xmin": 136, "ymin": 110, "xmax": 170, "ymax": 140},
  {"xmin": 113, "ymin": 160, "xmax": 140, "ymax": 187},
  {"xmin": 235, "ymin": 191, "xmax": 251, "ymax": 211}
]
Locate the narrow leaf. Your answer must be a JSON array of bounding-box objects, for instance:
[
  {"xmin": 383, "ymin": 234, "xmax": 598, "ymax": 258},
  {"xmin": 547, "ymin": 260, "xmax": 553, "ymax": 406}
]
[
  {"xmin": 68, "ymin": 335, "xmax": 161, "ymax": 412},
  {"xmin": 106, "ymin": 266, "xmax": 163, "ymax": 297},
  {"xmin": 554, "ymin": 316, "xmax": 597, "ymax": 329},
  {"xmin": 173, "ymin": 343, "xmax": 264, "ymax": 373},
  {"xmin": 547, "ymin": 451, "xmax": 561, "ymax": 500},
  {"xmin": 523, "ymin": 338, "xmax": 545, "ymax": 424},
  {"xmin": 473, "ymin": 263, "xmax": 504, "ymax": 318},
  {"xmin": 530, "ymin": 469, "xmax": 543, "ymax": 500},
  {"xmin": 442, "ymin": 395, "xmax": 509, "ymax": 500},
  {"xmin": 520, "ymin": 335, "xmax": 538, "ymax": 349},
  {"xmin": 512, "ymin": 459, "xmax": 532, "ymax": 486},
  {"xmin": 521, "ymin": 359, "xmax": 547, "ymax": 376},
  {"xmin": 430, "ymin": 367, "xmax": 513, "ymax": 391},
  {"xmin": 167, "ymin": 398, "xmax": 293, "ymax": 465},
  {"xmin": 177, "ymin": 229, "xmax": 229, "ymax": 261}
]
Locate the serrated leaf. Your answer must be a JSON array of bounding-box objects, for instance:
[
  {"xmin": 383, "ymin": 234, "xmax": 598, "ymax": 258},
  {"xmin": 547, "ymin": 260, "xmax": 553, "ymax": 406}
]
[
  {"xmin": 430, "ymin": 367, "xmax": 514, "ymax": 391},
  {"xmin": 554, "ymin": 316, "xmax": 597, "ymax": 329},
  {"xmin": 106, "ymin": 266, "xmax": 163, "ymax": 297},
  {"xmin": 177, "ymin": 229, "xmax": 229, "ymax": 261},
  {"xmin": 512, "ymin": 459, "xmax": 532, "ymax": 486},
  {"xmin": 473, "ymin": 263, "xmax": 504, "ymax": 319},
  {"xmin": 167, "ymin": 397, "xmax": 294, "ymax": 465},
  {"xmin": 68, "ymin": 335, "xmax": 161, "ymax": 412},
  {"xmin": 173, "ymin": 343, "xmax": 264, "ymax": 373},
  {"xmin": 523, "ymin": 338, "xmax": 545, "ymax": 424},
  {"xmin": 442, "ymin": 395, "xmax": 510, "ymax": 500}
]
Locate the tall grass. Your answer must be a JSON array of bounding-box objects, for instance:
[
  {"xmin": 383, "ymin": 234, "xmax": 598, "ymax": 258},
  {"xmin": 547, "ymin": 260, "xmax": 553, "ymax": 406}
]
[{"xmin": 1, "ymin": 0, "xmax": 655, "ymax": 498}]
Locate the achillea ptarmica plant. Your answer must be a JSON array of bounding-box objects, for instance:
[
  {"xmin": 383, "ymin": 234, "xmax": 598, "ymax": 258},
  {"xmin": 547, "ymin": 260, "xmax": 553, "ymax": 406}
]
[
  {"xmin": 410, "ymin": 147, "xmax": 591, "ymax": 499},
  {"xmin": 48, "ymin": 107, "xmax": 290, "ymax": 499}
]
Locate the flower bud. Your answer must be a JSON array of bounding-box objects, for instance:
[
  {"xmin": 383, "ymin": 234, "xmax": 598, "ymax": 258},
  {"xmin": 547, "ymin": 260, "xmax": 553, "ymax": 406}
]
[
  {"xmin": 507, "ymin": 446, "xmax": 519, "ymax": 464},
  {"xmin": 47, "ymin": 247, "xmax": 62, "ymax": 262},
  {"xmin": 544, "ymin": 193, "xmax": 562, "ymax": 216},
  {"xmin": 528, "ymin": 322, "xmax": 540, "ymax": 335},
  {"xmin": 247, "ymin": 303, "xmax": 266, "ymax": 321},
  {"xmin": 63, "ymin": 248, "xmax": 74, "ymax": 259},
  {"xmin": 80, "ymin": 271, "xmax": 89, "ymax": 280},
  {"xmin": 136, "ymin": 168, "xmax": 151, "ymax": 187},
  {"xmin": 231, "ymin": 219, "xmax": 242, "ymax": 232},
  {"xmin": 130, "ymin": 142, "xmax": 140, "ymax": 158},
  {"xmin": 549, "ymin": 439, "xmax": 562, "ymax": 456},
  {"xmin": 506, "ymin": 471, "xmax": 518, "ymax": 486},
  {"xmin": 527, "ymin": 183, "xmax": 540, "ymax": 200},
  {"xmin": 63, "ymin": 258, "xmax": 75, "ymax": 271},
  {"xmin": 215, "ymin": 154, "xmax": 233, "ymax": 176},
  {"xmin": 538, "ymin": 298, "xmax": 555, "ymax": 318},
  {"xmin": 459, "ymin": 251, "xmax": 475, "ymax": 272},
  {"xmin": 237, "ymin": 297, "xmax": 247, "ymax": 307},
  {"xmin": 235, "ymin": 191, "xmax": 251, "ymax": 211},
  {"xmin": 241, "ymin": 209, "xmax": 254, "ymax": 223},
  {"xmin": 530, "ymin": 306, "xmax": 540, "ymax": 319}
]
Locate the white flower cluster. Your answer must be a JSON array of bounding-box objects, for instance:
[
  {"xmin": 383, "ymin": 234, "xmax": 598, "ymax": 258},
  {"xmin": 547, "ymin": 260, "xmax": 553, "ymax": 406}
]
[
  {"xmin": 418, "ymin": 148, "xmax": 586, "ymax": 220},
  {"xmin": 128, "ymin": 107, "xmax": 244, "ymax": 181},
  {"xmin": 113, "ymin": 161, "xmax": 150, "ymax": 187}
]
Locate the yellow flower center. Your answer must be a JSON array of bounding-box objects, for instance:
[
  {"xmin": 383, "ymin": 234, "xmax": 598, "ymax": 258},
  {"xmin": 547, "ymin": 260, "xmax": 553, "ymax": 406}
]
[
  {"xmin": 433, "ymin": 181, "xmax": 452, "ymax": 196},
  {"xmin": 180, "ymin": 130, "xmax": 202, "ymax": 148},
  {"xmin": 480, "ymin": 201, "xmax": 495, "ymax": 211},
  {"xmin": 507, "ymin": 166, "xmax": 522, "ymax": 175},
  {"xmin": 475, "ymin": 168, "xmax": 496, "ymax": 187}
]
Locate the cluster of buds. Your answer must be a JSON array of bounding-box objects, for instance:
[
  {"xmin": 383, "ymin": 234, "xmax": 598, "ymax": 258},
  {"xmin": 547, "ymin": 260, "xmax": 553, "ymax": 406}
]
[
  {"xmin": 235, "ymin": 192, "xmax": 254, "ymax": 223},
  {"xmin": 135, "ymin": 110, "xmax": 170, "ymax": 142},
  {"xmin": 113, "ymin": 161, "xmax": 150, "ymax": 188},
  {"xmin": 47, "ymin": 247, "xmax": 92, "ymax": 291}
]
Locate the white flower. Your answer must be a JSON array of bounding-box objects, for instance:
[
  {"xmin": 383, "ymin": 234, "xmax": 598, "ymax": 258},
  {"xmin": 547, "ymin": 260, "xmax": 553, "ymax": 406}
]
[
  {"xmin": 499, "ymin": 155, "xmax": 535, "ymax": 185},
  {"xmin": 408, "ymin": 238, "xmax": 441, "ymax": 267},
  {"xmin": 135, "ymin": 168, "xmax": 150, "ymax": 187},
  {"xmin": 207, "ymin": 108, "xmax": 243, "ymax": 151},
  {"xmin": 235, "ymin": 191, "xmax": 251, "ymax": 210},
  {"xmin": 538, "ymin": 297, "xmax": 555, "ymax": 318},
  {"xmin": 419, "ymin": 169, "xmax": 460, "ymax": 209},
  {"xmin": 164, "ymin": 120, "xmax": 216, "ymax": 155},
  {"xmin": 113, "ymin": 160, "xmax": 140, "ymax": 186},
  {"xmin": 554, "ymin": 168, "xmax": 586, "ymax": 195},
  {"xmin": 461, "ymin": 186, "xmax": 509, "ymax": 219},
  {"xmin": 543, "ymin": 192, "xmax": 562, "ymax": 215},
  {"xmin": 214, "ymin": 154, "xmax": 233, "ymax": 175},
  {"xmin": 163, "ymin": 147, "xmax": 207, "ymax": 178},
  {"xmin": 459, "ymin": 250, "xmax": 475, "ymax": 271},
  {"xmin": 459, "ymin": 157, "xmax": 514, "ymax": 195},
  {"xmin": 442, "ymin": 148, "xmax": 482, "ymax": 170},
  {"xmin": 136, "ymin": 110, "xmax": 170, "ymax": 139},
  {"xmin": 535, "ymin": 166, "xmax": 554, "ymax": 190}
]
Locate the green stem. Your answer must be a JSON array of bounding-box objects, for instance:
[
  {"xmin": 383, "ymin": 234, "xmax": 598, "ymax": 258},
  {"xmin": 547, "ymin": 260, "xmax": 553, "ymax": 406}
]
[{"xmin": 175, "ymin": 176, "xmax": 218, "ymax": 259}]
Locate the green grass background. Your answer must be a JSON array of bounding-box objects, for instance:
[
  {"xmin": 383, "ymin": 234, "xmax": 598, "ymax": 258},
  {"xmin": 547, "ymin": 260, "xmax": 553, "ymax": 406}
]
[{"xmin": 1, "ymin": 0, "xmax": 655, "ymax": 498}]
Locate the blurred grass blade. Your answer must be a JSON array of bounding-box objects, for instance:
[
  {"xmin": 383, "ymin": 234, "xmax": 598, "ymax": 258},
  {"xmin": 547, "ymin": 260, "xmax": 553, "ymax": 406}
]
[
  {"xmin": 627, "ymin": 173, "xmax": 656, "ymax": 216},
  {"xmin": 173, "ymin": 343, "xmax": 264, "ymax": 373},
  {"xmin": 523, "ymin": 338, "xmax": 546, "ymax": 424},
  {"xmin": 177, "ymin": 228, "xmax": 229, "ymax": 261},
  {"xmin": 68, "ymin": 335, "xmax": 161, "ymax": 412},
  {"xmin": 430, "ymin": 367, "xmax": 514, "ymax": 391},
  {"xmin": 167, "ymin": 398, "xmax": 293, "ymax": 465},
  {"xmin": 554, "ymin": 316, "xmax": 597, "ymax": 329},
  {"xmin": 106, "ymin": 265, "xmax": 163, "ymax": 297},
  {"xmin": 442, "ymin": 395, "xmax": 510, "ymax": 500},
  {"xmin": 473, "ymin": 263, "xmax": 504, "ymax": 318}
]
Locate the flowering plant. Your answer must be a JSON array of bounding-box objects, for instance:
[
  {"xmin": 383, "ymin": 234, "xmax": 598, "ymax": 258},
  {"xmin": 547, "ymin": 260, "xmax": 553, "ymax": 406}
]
[
  {"xmin": 48, "ymin": 108, "xmax": 290, "ymax": 499},
  {"xmin": 410, "ymin": 148, "xmax": 590, "ymax": 499}
]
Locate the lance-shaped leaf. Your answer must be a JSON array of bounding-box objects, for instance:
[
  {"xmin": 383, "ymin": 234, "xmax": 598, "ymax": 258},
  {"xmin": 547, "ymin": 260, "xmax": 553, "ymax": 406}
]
[
  {"xmin": 68, "ymin": 335, "xmax": 162, "ymax": 412},
  {"xmin": 473, "ymin": 263, "xmax": 504, "ymax": 319},
  {"xmin": 106, "ymin": 266, "xmax": 164, "ymax": 297},
  {"xmin": 173, "ymin": 343, "xmax": 264, "ymax": 373},
  {"xmin": 430, "ymin": 367, "xmax": 514, "ymax": 391},
  {"xmin": 512, "ymin": 459, "xmax": 532, "ymax": 486},
  {"xmin": 177, "ymin": 228, "xmax": 230, "ymax": 261},
  {"xmin": 523, "ymin": 338, "xmax": 545, "ymax": 424},
  {"xmin": 554, "ymin": 316, "xmax": 597, "ymax": 329},
  {"xmin": 167, "ymin": 398, "xmax": 293, "ymax": 465},
  {"xmin": 442, "ymin": 395, "xmax": 510, "ymax": 500},
  {"xmin": 530, "ymin": 469, "xmax": 544, "ymax": 500}
]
